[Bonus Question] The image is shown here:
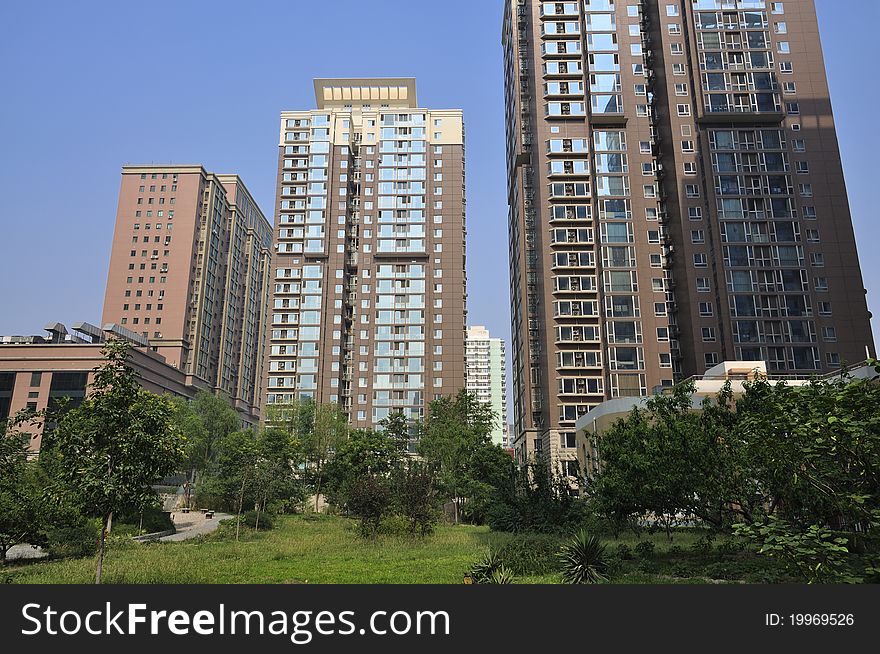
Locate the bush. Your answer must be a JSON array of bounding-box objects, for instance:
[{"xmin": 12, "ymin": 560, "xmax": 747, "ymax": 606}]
[
  {"xmin": 241, "ymin": 510, "xmax": 274, "ymax": 531},
  {"xmin": 717, "ymin": 539, "xmax": 747, "ymax": 556},
  {"xmin": 615, "ymin": 543, "xmax": 633, "ymax": 560},
  {"xmin": 494, "ymin": 533, "xmax": 563, "ymax": 575},
  {"xmin": 734, "ymin": 519, "xmax": 857, "ymax": 583},
  {"xmin": 668, "ymin": 544, "xmax": 683, "ymax": 557},
  {"xmin": 637, "ymin": 559, "xmax": 660, "ymax": 574},
  {"xmin": 691, "ymin": 533, "xmax": 716, "ymax": 556},
  {"xmin": 558, "ymin": 530, "xmax": 609, "ymax": 584},
  {"xmin": 634, "ymin": 540, "xmax": 655, "ymax": 559},
  {"xmin": 114, "ymin": 506, "xmax": 174, "ymax": 534},
  {"xmin": 604, "ymin": 554, "xmax": 624, "ymax": 579},
  {"xmin": 486, "ymin": 456, "xmax": 591, "ymax": 534},
  {"xmin": 46, "ymin": 516, "xmax": 100, "ymax": 559}
]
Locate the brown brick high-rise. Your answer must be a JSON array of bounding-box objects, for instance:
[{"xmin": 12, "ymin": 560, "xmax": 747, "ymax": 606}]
[
  {"xmin": 503, "ymin": 0, "xmax": 874, "ymax": 470},
  {"xmin": 102, "ymin": 165, "xmax": 272, "ymax": 424}
]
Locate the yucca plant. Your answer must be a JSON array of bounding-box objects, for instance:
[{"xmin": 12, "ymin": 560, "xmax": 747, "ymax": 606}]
[
  {"xmin": 466, "ymin": 550, "xmax": 504, "ymax": 583},
  {"xmin": 489, "ymin": 566, "xmax": 515, "ymax": 584},
  {"xmin": 557, "ymin": 530, "xmax": 609, "ymax": 584}
]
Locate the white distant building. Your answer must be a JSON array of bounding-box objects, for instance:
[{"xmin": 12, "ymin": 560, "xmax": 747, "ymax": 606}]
[{"xmin": 466, "ymin": 326, "xmax": 508, "ymax": 446}]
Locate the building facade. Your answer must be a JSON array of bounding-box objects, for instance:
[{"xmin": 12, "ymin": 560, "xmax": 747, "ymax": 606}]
[
  {"xmin": 264, "ymin": 79, "xmax": 467, "ymax": 429},
  {"xmin": 0, "ymin": 322, "xmax": 207, "ymax": 453},
  {"xmin": 503, "ymin": 0, "xmax": 874, "ymax": 469},
  {"xmin": 466, "ymin": 326, "xmax": 509, "ymax": 446},
  {"xmin": 102, "ymin": 165, "xmax": 272, "ymax": 424}
]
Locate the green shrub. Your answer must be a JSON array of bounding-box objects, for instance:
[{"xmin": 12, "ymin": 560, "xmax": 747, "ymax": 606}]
[
  {"xmin": 241, "ymin": 510, "xmax": 274, "ymax": 531},
  {"xmin": 378, "ymin": 515, "xmax": 413, "ymax": 537},
  {"xmin": 634, "ymin": 540, "xmax": 655, "ymax": 559},
  {"xmin": 46, "ymin": 516, "xmax": 100, "ymax": 559},
  {"xmin": 691, "ymin": 533, "xmax": 716, "ymax": 556},
  {"xmin": 615, "ymin": 543, "xmax": 633, "ymax": 560},
  {"xmin": 716, "ymin": 539, "xmax": 746, "ymax": 555},
  {"xmin": 114, "ymin": 507, "xmax": 174, "ymax": 534},
  {"xmin": 558, "ymin": 530, "xmax": 609, "ymax": 584},
  {"xmin": 734, "ymin": 519, "xmax": 857, "ymax": 584},
  {"xmin": 637, "ymin": 559, "xmax": 660, "ymax": 574},
  {"xmin": 494, "ymin": 533, "xmax": 563, "ymax": 575},
  {"xmin": 604, "ymin": 554, "xmax": 624, "ymax": 578},
  {"xmin": 668, "ymin": 544, "xmax": 683, "ymax": 556}
]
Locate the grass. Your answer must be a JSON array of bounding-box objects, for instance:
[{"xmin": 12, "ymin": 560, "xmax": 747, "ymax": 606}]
[{"xmin": 2, "ymin": 515, "xmax": 788, "ymax": 584}]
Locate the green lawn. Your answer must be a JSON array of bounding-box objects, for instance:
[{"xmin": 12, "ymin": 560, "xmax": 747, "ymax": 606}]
[{"xmin": 3, "ymin": 515, "xmax": 784, "ymax": 584}]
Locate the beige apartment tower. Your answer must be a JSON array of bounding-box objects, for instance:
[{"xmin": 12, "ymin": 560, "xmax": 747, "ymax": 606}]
[
  {"xmin": 102, "ymin": 165, "xmax": 273, "ymax": 424},
  {"xmin": 264, "ymin": 79, "xmax": 467, "ymax": 430},
  {"xmin": 503, "ymin": 0, "xmax": 874, "ymax": 471}
]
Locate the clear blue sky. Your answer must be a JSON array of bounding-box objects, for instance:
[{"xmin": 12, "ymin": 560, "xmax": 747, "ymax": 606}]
[{"xmin": 1, "ymin": 0, "xmax": 878, "ymax": 364}]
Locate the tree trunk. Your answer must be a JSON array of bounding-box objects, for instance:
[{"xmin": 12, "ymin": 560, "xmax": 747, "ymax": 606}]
[
  {"xmin": 236, "ymin": 475, "xmax": 247, "ymax": 542},
  {"xmin": 95, "ymin": 511, "xmax": 112, "ymax": 585},
  {"xmin": 314, "ymin": 461, "xmax": 322, "ymax": 513}
]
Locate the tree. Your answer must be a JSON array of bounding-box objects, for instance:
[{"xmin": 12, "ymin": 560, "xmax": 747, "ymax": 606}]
[
  {"xmin": 264, "ymin": 398, "xmax": 316, "ymax": 444},
  {"xmin": 303, "ymin": 403, "xmax": 349, "ymax": 512},
  {"xmin": 0, "ymin": 412, "xmax": 45, "ymax": 564},
  {"xmin": 588, "ymin": 381, "xmax": 757, "ymax": 534},
  {"xmin": 252, "ymin": 425, "xmax": 307, "ymax": 520},
  {"xmin": 346, "ymin": 474, "xmax": 392, "ymax": 538},
  {"xmin": 392, "ymin": 460, "xmax": 439, "ymax": 536},
  {"xmin": 734, "ymin": 367, "xmax": 880, "ymax": 531},
  {"xmin": 379, "ymin": 410, "xmax": 415, "ymax": 454},
  {"xmin": 486, "ymin": 454, "xmax": 585, "ymax": 533},
  {"xmin": 43, "ymin": 339, "xmax": 186, "ymax": 583},
  {"xmin": 418, "ymin": 390, "xmax": 500, "ymax": 523},
  {"xmin": 196, "ymin": 429, "xmax": 258, "ymax": 514},
  {"xmin": 324, "ymin": 428, "xmax": 401, "ymax": 508},
  {"xmin": 172, "ymin": 389, "xmax": 240, "ymax": 491},
  {"xmin": 589, "ymin": 361, "xmax": 880, "ymax": 544}
]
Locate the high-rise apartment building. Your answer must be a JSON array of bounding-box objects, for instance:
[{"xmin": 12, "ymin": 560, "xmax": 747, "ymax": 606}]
[
  {"xmin": 466, "ymin": 326, "xmax": 509, "ymax": 446},
  {"xmin": 503, "ymin": 0, "xmax": 874, "ymax": 469},
  {"xmin": 264, "ymin": 79, "xmax": 467, "ymax": 430},
  {"xmin": 102, "ymin": 165, "xmax": 272, "ymax": 424}
]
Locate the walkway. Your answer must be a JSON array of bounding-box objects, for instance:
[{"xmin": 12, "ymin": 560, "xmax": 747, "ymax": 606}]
[
  {"xmin": 158, "ymin": 511, "xmax": 232, "ymax": 542},
  {"xmin": 4, "ymin": 511, "xmax": 232, "ymax": 560}
]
